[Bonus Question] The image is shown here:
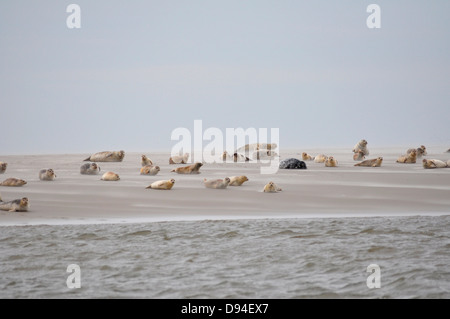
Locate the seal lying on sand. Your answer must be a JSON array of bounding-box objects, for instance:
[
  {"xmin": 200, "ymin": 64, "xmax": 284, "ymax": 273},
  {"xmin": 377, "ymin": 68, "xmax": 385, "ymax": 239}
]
[
  {"xmin": 203, "ymin": 178, "xmax": 231, "ymax": 189},
  {"xmin": 146, "ymin": 179, "xmax": 175, "ymax": 190},
  {"xmin": 0, "ymin": 196, "xmax": 29, "ymax": 212},
  {"xmin": 169, "ymin": 153, "xmax": 189, "ymax": 164},
  {"xmin": 407, "ymin": 145, "xmax": 427, "ymax": 158},
  {"xmin": 325, "ymin": 156, "xmax": 338, "ymax": 167},
  {"xmin": 0, "ymin": 178, "xmax": 27, "ymax": 187},
  {"xmin": 171, "ymin": 162, "xmax": 203, "ymax": 174},
  {"xmin": 397, "ymin": 150, "xmax": 417, "ymax": 163},
  {"xmin": 101, "ymin": 172, "xmax": 120, "ymax": 181},
  {"xmin": 84, "ymin": 151, "xmax": 125, "ymax": 162},
  {"xmin": 263, "ymin": 182, "xmax": 282, "ymax": 193},
  {"xmin": 422, "ymin": 159, "xmax": 448, "ymax": 169},
  {"xmin": 279, "ymin": 158, "xmax": 307, "ymax": 169},
  {"xmin": 39, "ymin": 169, "xmax": 56, "ymax": 181},
  {"xmin": 302, "ymin": 153, "xmax": 314, "ymax": 161},
  {"xmin": 354, "ymin": 157, "xmax": 383, "ymax": 167},
  {"xmin": 80, "ymin": 163, "xmax": 101, "ymax": 175},
  {"xmin": 0, "ymin": 162, "xmax": 7, "ymax": 174},
  {"xmin": 140, "ymin": 165, "xmax": 160, "ymax": 176},
  {"xmin": 229, "ymin": 176, "xmax": 249, "ymax": 186}
]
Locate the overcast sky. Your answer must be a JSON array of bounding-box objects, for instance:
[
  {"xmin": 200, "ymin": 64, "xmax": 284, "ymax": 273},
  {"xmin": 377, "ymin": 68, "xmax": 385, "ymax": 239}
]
[{"xmin": 1, "ymin": 1, "xmax": 449, "ymax": 154}]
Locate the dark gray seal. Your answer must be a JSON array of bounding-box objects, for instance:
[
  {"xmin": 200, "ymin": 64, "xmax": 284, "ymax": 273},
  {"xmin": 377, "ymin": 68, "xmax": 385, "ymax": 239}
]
[{"xmin": 279, "ymin": 158, "xmax": 307, "ymax": 169}]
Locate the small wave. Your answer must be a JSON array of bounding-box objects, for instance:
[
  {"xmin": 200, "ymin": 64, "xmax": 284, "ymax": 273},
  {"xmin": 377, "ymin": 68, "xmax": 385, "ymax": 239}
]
[{"xmin": 121, "ymin": 230, "xmax": 152, "ymax": 238}]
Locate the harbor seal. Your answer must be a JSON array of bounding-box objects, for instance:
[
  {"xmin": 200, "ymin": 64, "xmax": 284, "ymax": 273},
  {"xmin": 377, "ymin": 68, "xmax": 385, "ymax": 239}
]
[
  {"xmin": 325, "ymin": 156, "xmax": 338, "ymax": 167},
  {"xmin": 169, "ymin": 153, "xmax": 189, "ymax": 164},
  {"xmin": 101, "ymin": 172, "xmax": 120, "ymax": 181},
  {"xmin": 0, "ymin": 162, "xmax": 7, "ymax": 174},
  {"xmin": 422, "ymin": 159, "xmax": 448, "ymax": 169},
  {"xmin": 0, "ymin": 196, "xmax": 29, "ymax": 212},
  {"xmin": 84, "ymin": 150, "xmax": 125, "ymax": 162},
  {"xmin": 314, "ymin": 154, "xmax": 328, "ymax": 163},
  {"xmin": 355, "ymin": 157, "xmax": 383, "ymax": 167},
  {"xmin": 353, "ymin": 140, "xmax": 369, "ymax": 156},
  {"xmin": 228, "ymin": 176, "xmax": 249, "ymax": 186},
  {"xmin": 353, "ymin": 150, "xmax": 366, "ymax": 161},
  {"xmin": 80, "ymin": 163, "xmax": 101, "ymax": 175},
  {"xmin": 171, "ymin": 162, "xmax": 203, "ymax": 174},
  {"xmin": 263, "ymin": 181, "xmax": 282, "ymax": 193},
  {"xmin": 203, "ymin": 177, "xmax": 231, "ymax": 189},
  {"xmin": 302, "ymin": 153, "xmax": 315, "ymax": 161},
  {"xmin": 141, "ymin": 155, "xmax": 153, "ymax": 167},
  {"xmin": 407, "ymin": 145, "xmax": 427, "ymax": 158},
  {"xmin": 446, "ymin": 149, "xmax": 450, "ymax": 153},
  {"xmin": 252, "ymin": 150, "xmax": 277, "ymax": 160},
  {"xmin": 140, "ymin": 165, "xmax": 160, "ymax": 176},
  {"xmin": 397, "ymin": 150, "xmax": 417, "ymax": 163},
  {"xmin": 39, "ymin": 169, "xmax": 56, "ymax": 181},
  {"xmin": 279, "ymin": 158, "xmax": 307, "ymax": 169},
  {"xmin": 146, "ymin": 179, "xmax": 175, "ymax": 190},
  {"xmin": 0, "ymin": 178, "xmax": 27, "ymax": 187}
]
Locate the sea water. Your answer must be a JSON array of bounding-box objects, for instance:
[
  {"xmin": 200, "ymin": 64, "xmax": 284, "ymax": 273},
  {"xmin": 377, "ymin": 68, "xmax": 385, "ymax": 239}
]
[{"xmin": 0, "ymin": 215, "xmax": 449, "ymax": 298}]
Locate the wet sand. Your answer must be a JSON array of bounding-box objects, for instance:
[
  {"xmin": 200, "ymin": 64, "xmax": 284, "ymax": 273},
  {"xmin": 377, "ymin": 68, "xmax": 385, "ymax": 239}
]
[{"xmin": 0, "ymin": 147, "xmax": 449, "ymax": 225}]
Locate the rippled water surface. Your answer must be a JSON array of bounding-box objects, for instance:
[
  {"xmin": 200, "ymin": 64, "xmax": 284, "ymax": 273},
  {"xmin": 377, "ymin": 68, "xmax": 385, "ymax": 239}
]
[{"xmin": 1, "ymin": 216, "xmax": 449, "ymax": 298}]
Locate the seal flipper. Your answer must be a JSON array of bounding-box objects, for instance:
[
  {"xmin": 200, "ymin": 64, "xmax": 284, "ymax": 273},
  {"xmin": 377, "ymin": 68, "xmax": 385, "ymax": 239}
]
[{"xmin": 83, "ymin": 156, "xmax": 91, "ymax": 161}]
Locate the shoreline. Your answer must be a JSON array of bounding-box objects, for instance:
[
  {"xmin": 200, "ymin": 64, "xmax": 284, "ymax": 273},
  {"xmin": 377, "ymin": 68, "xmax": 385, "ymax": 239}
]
[{"xmin": 1, "ymin": 211, "xmax": 450, "ymax": 227}]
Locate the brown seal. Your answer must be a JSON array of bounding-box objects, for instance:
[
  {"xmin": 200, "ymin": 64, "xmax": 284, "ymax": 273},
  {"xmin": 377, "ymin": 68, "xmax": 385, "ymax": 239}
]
[
  {"xmin": 325, "ymin": 156, "xmax": 338, "ymax": 167},
  {"xmin": 302, "ymin": 153, "xmax": 315, "ymax": 161},
  {"xmin": 171, "ymin": 162, "xmax": 203, "ymax": 174},
  {"xmin": 407, "ymin": 145, "xmax": 427, "ymax": 158},
  {"xmin": 84, "ymin": 150, "xmax": 125, "ymax": 162},
  {"xmin": 101, "ymin": 172, "xmax": 120, "ymax": 181},
  {"xmin": 0, "ymin": 178, "xmax": 27, "ymax": 187},
  {"xmin": 229, "ymin": 176, "xmax": 249, "ymax": 186},
  {"xmin": 146, "ymin": 179, "xmax": 175, "ymax": 190},
  {"xmin": 397, "ymin": 149, "xmax": 417, "ymax": 163},
  {"xmin": 355, "ymin": 157, "xmax": 383, "ymax": 167}
]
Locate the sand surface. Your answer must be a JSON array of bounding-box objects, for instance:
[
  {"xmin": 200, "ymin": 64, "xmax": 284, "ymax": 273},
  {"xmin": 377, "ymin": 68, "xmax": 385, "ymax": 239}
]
[{"xmin": 1, "ymin": 147, "xmax": 449, "ymax": 225}]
